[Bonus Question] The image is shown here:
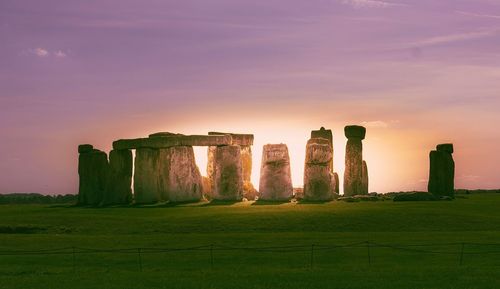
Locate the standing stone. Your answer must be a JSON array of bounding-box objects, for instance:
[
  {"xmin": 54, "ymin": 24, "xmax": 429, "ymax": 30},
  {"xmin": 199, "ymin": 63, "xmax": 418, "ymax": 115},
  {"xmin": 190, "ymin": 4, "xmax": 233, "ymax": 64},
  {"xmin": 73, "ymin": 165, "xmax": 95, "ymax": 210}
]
[
  {"xmin": 259, "ymin": 144, "xmax": 293, "ymax": 201},
  {"xmin": 303, "ymin": 138, "xmax": 337, "ymax": 201},
  {"xmin": 134, "ymin": 148, "xmax": 161, "ymax": 204},
  {"xmin": 158, "ymin": 146, "xmax": 203, "ymax": 202},
  {"xmin": 78, "ymin": 144, "xmax": 108, "ymax": 206},
  {"xmin": 205, "ymin": 146, "xmax": 217, "ymax": 198},
  {"xmin": 428, "ymin": 143, "xmax": 455, "ymax": 198},
  {"xmin": 103, "ymin": 149, "xmax": 133, "ymax": 205},
  {"xmin": 361, "ymin": 160, "xmax": 369, "ymax": 195},
  {"xmin": 207, "ymin": 132, "xmax": 256, "ymax": 200},
  {"xmin": 344, "ymin": 125, "xmax": 367, "ymax": 196},
  {"xmin": 240, "ymin": 145, "xmax": 257, "ymax": 200},
  {"xmin": 212, "ymin": 145, "xmax": 243, "ymax": 201}
]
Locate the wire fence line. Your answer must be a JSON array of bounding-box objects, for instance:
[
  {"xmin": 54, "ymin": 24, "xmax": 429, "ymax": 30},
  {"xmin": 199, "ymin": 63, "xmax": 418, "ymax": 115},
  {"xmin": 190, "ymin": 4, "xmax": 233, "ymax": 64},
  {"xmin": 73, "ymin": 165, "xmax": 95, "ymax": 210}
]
[{"xmin": 1, "ymin": 241, "xmax": 499, "ymax": 271}]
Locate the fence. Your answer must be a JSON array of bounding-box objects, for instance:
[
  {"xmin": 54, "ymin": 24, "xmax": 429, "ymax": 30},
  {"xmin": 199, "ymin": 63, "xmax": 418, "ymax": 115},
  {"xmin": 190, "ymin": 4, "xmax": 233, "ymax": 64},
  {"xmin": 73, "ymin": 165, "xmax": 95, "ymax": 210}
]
[{"xmin": 1, "ymin": 241, "xmax": 500, "ymax": 272}]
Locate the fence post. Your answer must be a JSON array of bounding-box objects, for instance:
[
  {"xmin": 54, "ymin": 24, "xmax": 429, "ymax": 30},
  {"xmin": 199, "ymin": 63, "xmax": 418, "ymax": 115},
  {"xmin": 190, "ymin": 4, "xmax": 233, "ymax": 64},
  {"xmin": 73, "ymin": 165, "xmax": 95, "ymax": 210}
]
[
  {"xmin": 366, "ymin": 241, "xmax": 371, "ymax": 265},
  {"xmin": 210, "ymin": 244, "xmax": 214, "ymax": 269},
  {"xmin": 310, "ymin": 244, "xmax": 315, "ymax": 269},
  {"xmin": 72, "ymin": 246, "xmax": 76, "ymax": 273},
  {"xmin": 459, "ymin": 242, "xmax": 465, "ymax": 266},
  {"xmin": 137, "ymin": 248, "xmax": 143, "ymax": 272}
]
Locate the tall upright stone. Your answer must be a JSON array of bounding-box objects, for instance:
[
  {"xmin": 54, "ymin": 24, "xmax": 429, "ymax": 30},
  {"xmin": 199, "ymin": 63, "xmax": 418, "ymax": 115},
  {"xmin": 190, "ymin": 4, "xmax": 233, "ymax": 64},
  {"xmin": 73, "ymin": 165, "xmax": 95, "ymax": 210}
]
[
  {"xmin": 344, "ymin": 125, "xmax": 367, "ymax": 196},
  {"xmin": 303, "ymin": 138, "xmax": 337, "ymax": 201},
  {"xmin": 78, "ymin": 144, "xmax": 108, "ymax": 206},
  {"xmin": 361, "ymin": 160, "xmax": 369, "ymax": 195},
  {"xmin": 158, "ymin": 146, "xmax": 203, "ymax": 202},
  {"xmin": 206, "ymin": 146, "xmax": 217, "ymax": 198},
  {"xmin": 428, "ymin": 143, "xmax": 455, "ymax": 198},
  {"xmin": 134, "ymin": 148, "xmax": 160, "ymax": 204},
  {"xmin": 212, "ymin": 145, "xmax": 243, "ymax": 201},
  {"xmin": 103, "ymin": 149, "xmax": 133, "ymax": 205},
  {"xmin": 259, "ymin": 144, "xmax": 293, "ymax": 201}
]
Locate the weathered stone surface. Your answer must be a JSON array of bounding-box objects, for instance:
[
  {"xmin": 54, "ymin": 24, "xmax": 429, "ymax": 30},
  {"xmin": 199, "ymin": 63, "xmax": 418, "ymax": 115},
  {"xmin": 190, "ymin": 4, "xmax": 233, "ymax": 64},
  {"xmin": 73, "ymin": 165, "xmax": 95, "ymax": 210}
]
[
  {"xmin": 78, "ymin": 144, "xmax": 94, "ymax": 154},
  {"xmin": 361, "ymin": 160, "xmax": 369, "ymax": 195},
  {"xmin": 158, "ymin": 146, "xmax": 203, "ymax": 202},
  {"xmin": 208, "ymin": 132, "xmax": 254, "ymax": 146},
  {"xmin": 305, "ymin": 138, "xmax": 333, "ymax": 165},
  {"xmin": 303, "ymin": 139, "xmax": 336, "ymax": 201},
  {"xmin": 259, "ymin": 144, "xmax": 293, "ymax": 201},
  {"xmin": 134, "ymin": 148, "xmax": 160, "ymax": 204},
  {"xmin": 113, "ymin": 135, "xmax": 233, "ymax": 150},
  {"xmin": 344, "ymin": 125, "xmax": 367, "ymax": 196},
  {"xmin": 206, "ymin": 139, "xmax": 255, "ymax": 199},
  {"xmin": 311, "ymin": 127, "xmax": 332, "ymax": 146},
  {"xmin": 311, "ymin": 127, "xmax": 336, "ymax": 178},
  {"xmin": 78, "ymin": 148, "xmax": 108, "ymax": 206},
  {"xmin": 149, "ymin": 132, "xmax": 183, "ymax": 138},
  {"xmin": 436, "ymin": 143, "xmax": 454, "ymax": 154},
  {"xmin": 103, "ymin": 149, "xmax": 133, "ymax": 205},
  {"xmin": 344, "ymin": 125, "xmax": 366, "ymax": 140},
  {"xmin": 240, "ymin": 145, "xmax": 253, "ymax": 183},
  {"xmin": 428, "ymin": 144, "xmax": 455, "ymax": 197},
  {"xmin": 212, "ymin": 145, "xmax": 243, "ymax": 200}
]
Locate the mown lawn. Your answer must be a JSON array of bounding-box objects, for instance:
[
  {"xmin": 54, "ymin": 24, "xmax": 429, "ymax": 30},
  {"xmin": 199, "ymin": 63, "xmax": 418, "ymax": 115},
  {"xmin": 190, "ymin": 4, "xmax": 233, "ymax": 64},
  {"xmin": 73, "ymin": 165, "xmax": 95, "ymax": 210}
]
[{"xmin": 0, "ymin": 193, "xmax": 499, "ymax": 289}]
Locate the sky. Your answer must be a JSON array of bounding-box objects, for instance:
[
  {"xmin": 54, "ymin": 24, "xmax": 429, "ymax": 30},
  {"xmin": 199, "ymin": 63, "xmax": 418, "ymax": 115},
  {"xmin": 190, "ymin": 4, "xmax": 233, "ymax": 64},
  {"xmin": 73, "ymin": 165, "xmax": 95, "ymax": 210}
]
[{"xmin": 1, "ymin": 0, "xmax": 500, "ymax": 195}]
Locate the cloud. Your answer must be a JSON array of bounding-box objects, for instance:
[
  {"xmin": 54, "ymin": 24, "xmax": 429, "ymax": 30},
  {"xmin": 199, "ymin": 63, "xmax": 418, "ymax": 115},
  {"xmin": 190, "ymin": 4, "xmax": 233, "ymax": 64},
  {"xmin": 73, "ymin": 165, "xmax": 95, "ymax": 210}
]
[
  {"xmin": 54, "ymin": 50, "xmax": 67, "ymax": 58},
  {"xmin": 26, "ymin": 48, "xmax": 69, "ymax": 58},
  {"xmin": 342, "ymin": 0, "xmax": 402, "ymax": 8},
  {"xmin": 456, "ymin": 11, "xmax": 500, "ymax": 20},
  {"xmin": 361, "ymin": 120, "xmax": 392, "ymax": 128},
  {"xmin": 31, "ymin": 47, "xmax": 49, "ymax": 57},
  {"xmin": 410, "ymin": 29, "xmax": 500, "ymax": 47}
]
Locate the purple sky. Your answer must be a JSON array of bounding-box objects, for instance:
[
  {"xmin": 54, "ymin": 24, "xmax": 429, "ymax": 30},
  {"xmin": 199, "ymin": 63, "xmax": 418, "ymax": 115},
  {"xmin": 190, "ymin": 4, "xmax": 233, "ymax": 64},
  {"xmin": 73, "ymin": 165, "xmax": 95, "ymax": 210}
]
[{"xmin": 1, "ymin": 0, "xmax": 500, "ymax": 194}]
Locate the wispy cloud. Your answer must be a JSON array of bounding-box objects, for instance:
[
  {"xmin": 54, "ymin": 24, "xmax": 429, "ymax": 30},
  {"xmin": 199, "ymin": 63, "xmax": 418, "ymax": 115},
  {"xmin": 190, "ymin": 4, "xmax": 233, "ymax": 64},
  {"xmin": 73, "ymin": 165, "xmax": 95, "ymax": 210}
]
[
  {"xmin": 30, "ymin": 47, "xmax": 49, "ymax": 57},
  {"xmin": 26, "ymin": 48, "xmax": 68, "ymax": 58},
  {"xmin": 456, "ymin": 11, "xmax": 500, "ymax": 20},
  {"xmin": 54, "ymin": 50, "xmax": 67, "ymax": 58},
  {"xmin": 409, "ymin": 29, "xmax": 500, "ymax": 47},
  {"xmin": 342, "ymin": 0, "xmax": 402, "ymax": 8},
  {"xmin": 361, "ymin": 120, "xmax": 399, "ymax": 128}
]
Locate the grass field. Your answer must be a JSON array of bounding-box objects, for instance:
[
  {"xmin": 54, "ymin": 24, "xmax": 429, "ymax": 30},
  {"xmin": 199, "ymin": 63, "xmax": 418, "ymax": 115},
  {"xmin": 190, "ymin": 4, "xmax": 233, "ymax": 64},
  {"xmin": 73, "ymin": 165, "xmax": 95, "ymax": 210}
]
[{"xmin": 1, "ymin": 193, "xmax": 500, "ymax": 289}]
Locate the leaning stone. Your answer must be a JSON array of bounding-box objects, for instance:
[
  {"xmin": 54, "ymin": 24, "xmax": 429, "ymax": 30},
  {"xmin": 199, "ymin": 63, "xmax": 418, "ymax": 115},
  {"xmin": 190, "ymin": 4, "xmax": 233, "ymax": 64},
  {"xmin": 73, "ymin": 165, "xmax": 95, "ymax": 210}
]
[
  {"xmin": 158, "ymin": 146, "xmax": 203, "ymax": 202},
  {"xmin": 78, "ymin": 144, "xmax": 93, "ymax": 154},
  {"xmin": 259, "ymin": 144, "xmax": 293, "ymax": 201},
  {"xmin": 78, "ymin": 148, "xmax": 108, "ymax": 205},
  {"xmin": 103, "ymin": 149, "xmax": 133, "ymax": 205},
  {"xmin": 212, "ymin": 145, "xmax": 243, "ymax": 201},
  {"xmin": 134, "ymin": 148, "xmax": 161, "ymax": 204}
]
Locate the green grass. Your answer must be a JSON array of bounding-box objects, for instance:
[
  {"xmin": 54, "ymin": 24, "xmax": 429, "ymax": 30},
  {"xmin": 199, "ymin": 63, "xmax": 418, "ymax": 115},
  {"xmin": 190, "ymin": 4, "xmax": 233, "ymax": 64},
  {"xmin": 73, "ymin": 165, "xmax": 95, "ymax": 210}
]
[{"xmin": 0, "ymin": 194, "xmax": 500, "ymax": 288}]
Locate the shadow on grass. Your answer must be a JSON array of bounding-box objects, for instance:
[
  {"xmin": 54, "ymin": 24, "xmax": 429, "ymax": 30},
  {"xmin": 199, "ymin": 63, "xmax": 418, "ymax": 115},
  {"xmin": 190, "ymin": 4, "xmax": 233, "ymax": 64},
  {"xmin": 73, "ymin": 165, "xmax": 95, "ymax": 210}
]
[
  {"xmin": 251, "ymin": 200, "xmax": 291, "ymax": 206},
  {"xmin": 297, "ymin": 199, "xmax": 334, "ymax": 205},
  {"xmin": 199, "ymin": 200, "xmax": 240, "ymax": 207}
]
